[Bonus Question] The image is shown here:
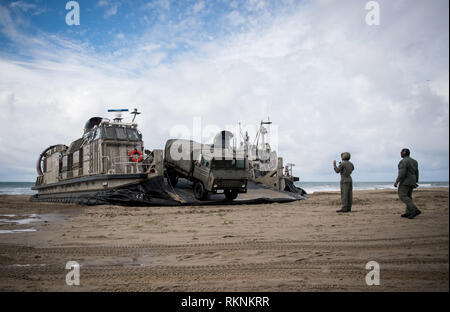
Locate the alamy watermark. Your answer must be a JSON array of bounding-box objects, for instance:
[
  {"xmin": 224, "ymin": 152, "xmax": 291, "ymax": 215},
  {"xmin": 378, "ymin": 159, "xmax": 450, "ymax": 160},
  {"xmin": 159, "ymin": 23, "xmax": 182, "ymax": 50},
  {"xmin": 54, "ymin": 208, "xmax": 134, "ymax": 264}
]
[
  {"xmin": 166, "ymin": 117, "xmax": 280, "ymax": 170},
  {"xmin": 66, "ymin": 261, "xmax": 80, "ymax": 286},
  {"xmin": 365, "ymin": 261, "xmax": 380, "ymax": 285},
  {"xmin": 365, "ymin": 1, "xmax": 380, "ymax": 26},
  {"xmin": 65, "ymin": 1, "xmax": 380, "ymax": 27},
  {"xmin": 65, "ymin": 1, "xmax": 80, "ymax": 26}
]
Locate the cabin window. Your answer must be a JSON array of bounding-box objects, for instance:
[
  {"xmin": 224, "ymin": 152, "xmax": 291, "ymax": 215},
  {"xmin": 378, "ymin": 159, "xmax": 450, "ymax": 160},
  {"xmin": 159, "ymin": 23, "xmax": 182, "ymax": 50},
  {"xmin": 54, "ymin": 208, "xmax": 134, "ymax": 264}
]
[
  {"xmin": 126, "ymin": 128, "xmax": 140, "ymax": 141},
  {"xmin": 79, "ymin": 148, "xmax": 83, "ymax": 167},
  {"xmin": 67, "ymin": 154, "xmax": 73, "ymax": 170},
  {"xmin": 101, "ymin": 126, "xmax": 140, "ymax": 141},
  {"xmin": 105, "ymin": 126, "xmax": 117, "ymax": 139},
  {"xmin": 116, "ymin": 127, "xmax": 127, "ymax": 140}
]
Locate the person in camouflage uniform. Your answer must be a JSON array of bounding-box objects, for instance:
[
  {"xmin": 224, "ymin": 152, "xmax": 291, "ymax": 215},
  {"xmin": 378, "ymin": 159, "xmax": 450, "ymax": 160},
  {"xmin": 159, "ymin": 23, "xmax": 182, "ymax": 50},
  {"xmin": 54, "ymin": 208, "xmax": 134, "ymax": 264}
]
[
  {"xmin": 333, "ymin": 152, "xmax": 354, "ymax": 213},
  {"xmin": 394, "ymin": 148, "xmax": 421, "ymax": 219}
]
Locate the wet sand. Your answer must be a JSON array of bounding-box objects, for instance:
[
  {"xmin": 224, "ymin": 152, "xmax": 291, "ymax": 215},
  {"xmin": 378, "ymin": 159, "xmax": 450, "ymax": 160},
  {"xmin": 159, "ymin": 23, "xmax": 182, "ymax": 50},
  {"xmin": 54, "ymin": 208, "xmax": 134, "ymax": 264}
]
[{"xmin": 0, "ymin": 188, "xmax": 448, "ymax": 291}]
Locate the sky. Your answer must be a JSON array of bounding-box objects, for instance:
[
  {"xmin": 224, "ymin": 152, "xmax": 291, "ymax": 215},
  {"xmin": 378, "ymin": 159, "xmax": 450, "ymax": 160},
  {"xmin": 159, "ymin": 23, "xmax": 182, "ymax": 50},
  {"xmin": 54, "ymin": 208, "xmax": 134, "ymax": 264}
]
[{"xmin": 0, "ymin": 0, "xmax": 448, "ymax": 182}]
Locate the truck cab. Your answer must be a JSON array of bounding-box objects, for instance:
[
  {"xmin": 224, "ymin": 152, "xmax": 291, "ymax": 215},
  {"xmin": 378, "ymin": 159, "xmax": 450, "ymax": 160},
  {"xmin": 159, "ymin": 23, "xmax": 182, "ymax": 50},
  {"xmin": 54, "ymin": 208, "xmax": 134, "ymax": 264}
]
[
  {"xmin": 164, "ymin": 131, "xmax": 249, "ymax": 201},
  {"xmin": 192, "ymin": 153, "xmax": 248, "ymax": 200}
]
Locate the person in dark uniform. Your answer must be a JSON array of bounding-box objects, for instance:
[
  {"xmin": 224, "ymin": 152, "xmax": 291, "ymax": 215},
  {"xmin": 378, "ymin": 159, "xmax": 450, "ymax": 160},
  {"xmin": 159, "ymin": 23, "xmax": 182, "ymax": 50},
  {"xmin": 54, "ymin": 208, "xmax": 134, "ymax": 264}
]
[
  {"xmin": 394, "ymin": 148, "xmax": 421, "ymax": 219},
  {"xmin": 333, "ymin": 152, "xmax": 354, "ymax": 213}
]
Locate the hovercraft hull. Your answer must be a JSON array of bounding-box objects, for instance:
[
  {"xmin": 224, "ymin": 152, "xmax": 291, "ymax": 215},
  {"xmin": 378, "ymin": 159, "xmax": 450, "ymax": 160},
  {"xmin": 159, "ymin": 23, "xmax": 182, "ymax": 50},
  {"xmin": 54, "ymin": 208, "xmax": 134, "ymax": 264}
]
[{"xmin": 30, "ymin": 174, "xmax": 179, "ymax": 206}]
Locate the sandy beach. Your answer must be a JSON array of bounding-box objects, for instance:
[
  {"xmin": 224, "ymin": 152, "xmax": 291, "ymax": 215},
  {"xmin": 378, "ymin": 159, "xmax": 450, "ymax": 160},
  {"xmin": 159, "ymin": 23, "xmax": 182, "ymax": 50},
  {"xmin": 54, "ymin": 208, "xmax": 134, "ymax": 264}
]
[{"xmin": 0, "ymin": 188, "xmax": 448, "ymax": 292}]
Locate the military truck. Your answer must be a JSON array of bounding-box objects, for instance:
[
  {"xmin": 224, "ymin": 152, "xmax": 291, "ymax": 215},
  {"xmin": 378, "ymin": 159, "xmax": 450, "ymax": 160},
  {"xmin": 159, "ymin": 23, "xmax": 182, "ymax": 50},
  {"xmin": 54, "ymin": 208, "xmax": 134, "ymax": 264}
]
[{"xmin": 164, "ymin": 131, "xmax": 248, "ymax": 201}]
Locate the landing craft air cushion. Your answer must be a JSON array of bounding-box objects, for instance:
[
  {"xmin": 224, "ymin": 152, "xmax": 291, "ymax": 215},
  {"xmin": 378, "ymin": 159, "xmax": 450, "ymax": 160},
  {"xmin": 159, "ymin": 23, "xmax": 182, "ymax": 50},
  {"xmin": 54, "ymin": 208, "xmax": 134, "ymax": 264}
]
[{"xmin": 31, "ymin": 109, "xmax": 170, "ymax": 205}]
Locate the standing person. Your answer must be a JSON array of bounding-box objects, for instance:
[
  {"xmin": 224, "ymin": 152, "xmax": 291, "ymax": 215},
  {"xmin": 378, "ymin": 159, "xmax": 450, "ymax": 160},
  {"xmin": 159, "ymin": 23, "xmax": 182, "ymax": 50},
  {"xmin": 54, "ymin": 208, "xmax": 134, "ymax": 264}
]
[
  {"xmin": 333, "ymin": 152, "xmax": 354, "ymax": 213},
  {"xmin": 394, "ymin": 148, "xmax": 421, "ymax": 219}
]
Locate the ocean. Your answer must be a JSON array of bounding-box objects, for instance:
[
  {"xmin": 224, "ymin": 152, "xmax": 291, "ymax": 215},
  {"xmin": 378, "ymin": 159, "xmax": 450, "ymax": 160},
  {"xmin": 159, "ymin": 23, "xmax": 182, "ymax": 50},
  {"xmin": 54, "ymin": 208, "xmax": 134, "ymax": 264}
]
[
  {"xmin": 0, "ymin": 181, "xmax": 448, "ymax": 195},
  {"xmin": 0, "ymin": 182, "xmax": 37, "ymax": 195},
  {"xmin": 295, "ymin": 181, "xmax": 449, "ymax": 194}
]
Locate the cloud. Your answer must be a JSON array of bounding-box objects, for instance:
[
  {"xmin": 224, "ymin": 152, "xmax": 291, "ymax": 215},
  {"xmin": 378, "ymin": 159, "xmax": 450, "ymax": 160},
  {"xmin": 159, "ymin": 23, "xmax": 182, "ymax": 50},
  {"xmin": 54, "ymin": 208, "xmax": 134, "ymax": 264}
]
[
  {"xmin": 143, "ymin": 0, "xmax": 171, "ymax": 11},
  {"xmin": 104, "ymin": 4, "xmax": 118, "ymax": 18},
  {"xmin": 0, "ymin": 0, "xmax": 448, "ymax": 182},
  {"xmin": 97, "ymin": 0, "xmax": 109, "ymax": 8},
  {"xmin": 245, "ymin": 0, "xmax": 267, "ymax": 11},
  {"xmin": 226, "ymin": 10, "xmax": 246, "ymax": 26},
  {"xmin": 97, "ymin": 0, "xmax": 119, "ymax": 18},
  {"xmin": 9, "ymin": 1, "xmax": 46, "ymax": 16},
  {"xmin": 193, "ymin": 1, "xmax": 205, "ymax": 14}
]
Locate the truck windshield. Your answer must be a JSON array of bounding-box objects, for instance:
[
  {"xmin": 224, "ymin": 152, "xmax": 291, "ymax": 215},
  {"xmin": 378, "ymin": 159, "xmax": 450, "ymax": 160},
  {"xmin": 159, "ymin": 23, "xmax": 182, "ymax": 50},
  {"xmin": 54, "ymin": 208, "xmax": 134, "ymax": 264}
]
[
  {"xmin": 235, "ymin": 159, "xmax": 245, "ymax": 169},
  {"xmin": 201, "ymin": 155, "xmax": 212, "ymax": 168}
]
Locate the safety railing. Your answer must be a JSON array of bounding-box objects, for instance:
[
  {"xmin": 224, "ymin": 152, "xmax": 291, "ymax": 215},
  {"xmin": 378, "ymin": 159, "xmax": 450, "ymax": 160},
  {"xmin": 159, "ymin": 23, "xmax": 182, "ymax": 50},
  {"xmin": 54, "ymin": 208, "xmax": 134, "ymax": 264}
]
[{"xmin": 111, "ymin": 156, "xmax": 145, "ymax": 174}]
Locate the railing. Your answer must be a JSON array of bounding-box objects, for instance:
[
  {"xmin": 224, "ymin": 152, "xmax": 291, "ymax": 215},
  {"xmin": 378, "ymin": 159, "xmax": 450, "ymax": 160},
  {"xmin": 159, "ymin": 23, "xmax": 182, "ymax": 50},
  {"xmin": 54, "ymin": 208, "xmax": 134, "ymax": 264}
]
[
  {"xmin": 51, "ymin": 155, "xmax": 147, "ymax": 180},
  {"xmin": 111, "ymin": 156, "xmax": 145, "ymax": 174}
]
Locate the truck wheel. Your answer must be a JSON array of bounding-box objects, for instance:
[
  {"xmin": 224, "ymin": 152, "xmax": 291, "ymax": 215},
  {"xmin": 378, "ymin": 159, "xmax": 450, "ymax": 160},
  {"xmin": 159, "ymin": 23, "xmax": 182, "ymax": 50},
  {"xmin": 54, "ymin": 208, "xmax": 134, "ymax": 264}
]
[
  {"xmin": 193, "ymin": 181, "xmax": 206, "ymax": 200},
  {"xmin": 224, "ymin": 190, "xmax": 238, "ymax": 201}
]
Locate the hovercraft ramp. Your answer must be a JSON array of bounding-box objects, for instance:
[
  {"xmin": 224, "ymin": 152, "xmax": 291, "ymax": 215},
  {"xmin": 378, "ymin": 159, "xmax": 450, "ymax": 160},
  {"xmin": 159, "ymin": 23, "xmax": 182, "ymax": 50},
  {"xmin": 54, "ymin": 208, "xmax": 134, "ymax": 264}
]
[{"xmin": 78, "ymin": 179, "xmax": 306, "ymax": 206}]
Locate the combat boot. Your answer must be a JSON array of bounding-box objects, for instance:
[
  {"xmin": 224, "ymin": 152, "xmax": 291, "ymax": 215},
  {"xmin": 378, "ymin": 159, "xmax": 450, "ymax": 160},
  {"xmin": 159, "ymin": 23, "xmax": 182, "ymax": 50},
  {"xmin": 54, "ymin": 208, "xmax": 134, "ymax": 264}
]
[{"xmin": 408, "ymin": 210, "xmax": 422, "ymax": 219}]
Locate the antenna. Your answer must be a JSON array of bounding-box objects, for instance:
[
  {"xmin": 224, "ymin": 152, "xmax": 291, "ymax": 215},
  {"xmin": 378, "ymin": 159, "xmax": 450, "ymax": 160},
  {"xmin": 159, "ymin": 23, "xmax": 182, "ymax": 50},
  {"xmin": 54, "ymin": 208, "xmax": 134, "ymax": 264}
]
[
  {"xmin": 238, "ymin": 122, "xmax": 243, "ymax": 140},
  {"xmin": 108, "ymin": 109, "xmax": 129, "ymax": 123},
  {"xmin": 130, "ymin": 108, "xmax": 141, "ymax": 122},
  {"xmin": 108, "ymin": 109, "xmax": 129, "ymax": 112}
]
